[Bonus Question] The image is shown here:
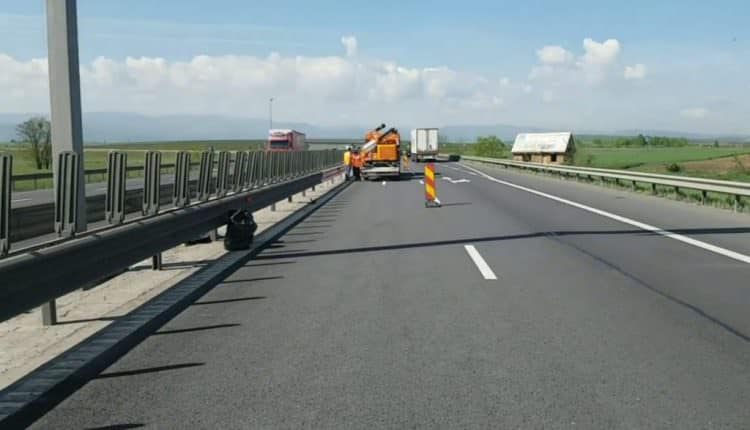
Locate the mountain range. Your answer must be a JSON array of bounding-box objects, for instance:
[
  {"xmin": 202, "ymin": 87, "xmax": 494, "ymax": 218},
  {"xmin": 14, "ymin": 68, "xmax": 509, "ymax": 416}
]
[{"xmin": 1, "ymin": 112, "xmax": 747, "ymax": 143}]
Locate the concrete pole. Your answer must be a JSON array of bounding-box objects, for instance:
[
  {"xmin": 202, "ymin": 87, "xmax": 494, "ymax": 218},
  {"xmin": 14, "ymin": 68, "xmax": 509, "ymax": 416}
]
[
  {"xmin": 44, "ymin": 0, "xmax": 86, "ymax": 326},
  {"xmin": 47, "ymin": 0, "xmax": 86, "ymax": 232}
]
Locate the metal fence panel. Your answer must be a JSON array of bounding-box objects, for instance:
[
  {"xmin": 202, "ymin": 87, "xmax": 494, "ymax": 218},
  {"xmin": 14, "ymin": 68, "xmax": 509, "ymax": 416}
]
[
  {"xmin": 216, "ymin": 151, "xmax": 231, "ymax": 197},
  {"xmin": 142, "ymin": 151, "xmax": 161, "ymax": 216},
  {"xmin": 232, "ymin": 151, "xmax": 247, "ymax": 192},
  {"xmin": 0, "ymin": 154, "xmax": 11, "ymax": 257},
  {"xmin": 54, "ymin": 151, "xmax": 80, "ymax": 237},
  {"xmin": 173, "ymin": 151, "xmax": 191, "ymax": 207},
  {"xmin": 197, "ymin": 150, "xmax": 214, "ymax": 201},
  {"xmin": 105, "ymin": 151, "xmax": 127, "ymax": 225}
]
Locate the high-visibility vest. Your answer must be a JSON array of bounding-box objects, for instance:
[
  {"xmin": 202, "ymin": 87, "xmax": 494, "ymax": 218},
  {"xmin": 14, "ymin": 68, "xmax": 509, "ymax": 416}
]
[
  {"xmin": 343, "ymin": 151, "xmax": 351, "ymax": 165},
  {"xmin": 351, "ymin": 153, "xmax": 362, "ymax": 168}
]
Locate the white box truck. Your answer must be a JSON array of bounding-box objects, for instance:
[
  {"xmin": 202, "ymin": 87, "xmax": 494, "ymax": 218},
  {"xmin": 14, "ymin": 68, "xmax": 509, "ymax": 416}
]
[{"xmin": 410, "ymin": 128, "xmax": 439, "ymax": 162}]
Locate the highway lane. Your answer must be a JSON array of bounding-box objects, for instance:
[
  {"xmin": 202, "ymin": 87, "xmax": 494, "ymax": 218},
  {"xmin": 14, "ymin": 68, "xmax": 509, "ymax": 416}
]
[
  {"xmin": 10, "ymin": 172, "xmax": 181, "ymax": 209},
  {"xmin": 30, "ymin": 162, "xmax": 750, "ymax": 428}
]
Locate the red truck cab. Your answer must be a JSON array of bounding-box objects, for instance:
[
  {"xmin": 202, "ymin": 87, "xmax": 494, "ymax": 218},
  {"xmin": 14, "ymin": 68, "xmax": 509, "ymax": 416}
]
[{"xmin": 266, "ymin": 129, "xmax": 307, "ymax": 151}]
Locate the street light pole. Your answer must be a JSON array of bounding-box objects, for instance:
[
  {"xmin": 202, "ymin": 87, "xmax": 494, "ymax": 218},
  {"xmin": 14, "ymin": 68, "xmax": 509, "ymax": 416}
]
[{"xmin": 269, "ymin": 97, "xmax": 274, "ymax": 130}]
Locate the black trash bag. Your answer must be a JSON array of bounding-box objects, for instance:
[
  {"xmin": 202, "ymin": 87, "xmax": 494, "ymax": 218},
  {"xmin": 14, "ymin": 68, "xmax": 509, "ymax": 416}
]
[{"xmin": 224, "ymin": 209, "xmax": 258, "ymax": 251}]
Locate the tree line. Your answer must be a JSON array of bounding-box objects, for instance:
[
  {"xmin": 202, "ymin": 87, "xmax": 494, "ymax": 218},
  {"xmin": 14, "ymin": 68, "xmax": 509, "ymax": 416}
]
[{"xmin": 588, "ymin": 134, "xmax": 690, "ymax": 148}]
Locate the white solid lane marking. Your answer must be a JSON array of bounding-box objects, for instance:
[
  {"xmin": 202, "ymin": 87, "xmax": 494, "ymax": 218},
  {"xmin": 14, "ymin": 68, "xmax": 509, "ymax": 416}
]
[
  {"xmin": 11, "ymin": 198, "xmax": 32, "ymax": 203},
  {"xmin": 464, "ymin": 245, "xmax": 498, "ymax": 280},
  {"xmin": 460, "ymin": 163, "xmax": 750, "ymax": 265}
]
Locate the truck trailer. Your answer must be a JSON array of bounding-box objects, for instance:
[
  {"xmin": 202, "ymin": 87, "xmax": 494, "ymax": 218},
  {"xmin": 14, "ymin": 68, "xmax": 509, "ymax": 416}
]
[
  {"xmin": 410, "ymin": 128, "xmax": 439, "ymax": 162},
  {"xmin": 266, "ymin": 129, "xmax": 307, "ymax": 151}
]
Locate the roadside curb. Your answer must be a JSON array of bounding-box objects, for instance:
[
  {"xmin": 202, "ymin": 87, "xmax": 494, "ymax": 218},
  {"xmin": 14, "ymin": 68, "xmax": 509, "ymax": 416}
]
[{"xmin": 0, "ymin": 179, "xmax": 351, "ymax": 429}]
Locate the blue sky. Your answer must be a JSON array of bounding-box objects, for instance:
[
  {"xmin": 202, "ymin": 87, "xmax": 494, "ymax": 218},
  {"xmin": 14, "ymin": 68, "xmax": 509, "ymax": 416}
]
[{"xmin": 1, "ymin": 0, "xmax": 748, "ymax": 134}]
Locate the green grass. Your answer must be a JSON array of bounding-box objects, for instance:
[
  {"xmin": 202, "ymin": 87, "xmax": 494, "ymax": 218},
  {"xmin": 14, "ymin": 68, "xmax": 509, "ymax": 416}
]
[
  {"xmin": 441, "ymin": 142, "xmax": 510, "ymax": 159},
  {"xmin": 2, "ymin": 139, "xmax": 318, "ymax": 190},
  {"xmin": 573, "ymin": 146, "xmax": 750, "ymax": 170},
  {"xmin": 89, "ymin": 139, "xmax": 264, "ymax": 152}
]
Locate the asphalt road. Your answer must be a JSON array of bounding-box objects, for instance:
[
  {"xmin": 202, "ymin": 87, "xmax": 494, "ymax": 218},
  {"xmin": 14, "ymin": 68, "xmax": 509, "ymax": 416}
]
[
  {"xmin": 10, "ymin": 173, "xmax": 179, "ymax": 209},
  {"xmin": 29, "ymin": 161, "xmax": 750, "ymax": 429}
]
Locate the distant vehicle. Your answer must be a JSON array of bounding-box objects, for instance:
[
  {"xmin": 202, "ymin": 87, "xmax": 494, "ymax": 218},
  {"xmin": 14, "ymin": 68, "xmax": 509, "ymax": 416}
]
[
  {"xmin": 410, "ymin": 128, "xmax": 439, "ymax": 161},
  {"xmin": 360, "ymin": 124, "xmax": 402, "ymax": 180},
  {"xmin": 266, "ymin": 129, "xmax": 307, "ymax": 151}
]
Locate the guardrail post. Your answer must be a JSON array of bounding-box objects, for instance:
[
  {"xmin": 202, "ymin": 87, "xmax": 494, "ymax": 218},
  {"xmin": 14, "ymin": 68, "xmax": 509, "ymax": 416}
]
[
  {"xmin": 266, "ymin": 151, "xmax": 272, "ymax": 184},
  {"xmin": 54, "ymin": 151, "xmax": 80, "ymax": 237},
  {"xmin": 248, "ymin": 151, "xmax": 258, "ymax": 189},
  {"xmin": 232, "ymin": 151, "xmax": 247, "ymax": 192},
  {"xmin": 42, "ymin": 300, "xmax": 57, "ymax": 326},
  {"xmin": 734, "ymin": 195, "xmax": 741, "ymax": 212},
  {"xmin": 197, "ymin": 150, "xmax": 214, "ymax": 201},
  {"xmin": 105, "ymin": 151, "xmax": 127, "ymax": 225},
  {"xmin": 267, "ymin": 152, "xmax": 275, "ymax": 184},
  {"xmin": 173, "ymin": 151, "xmax": 191, "ymax": 207},
  {"xmin": 274, "ymin": 152, "xmax": 282, "ymax": 183},
  {"xmin": 142, "ymin": 151, "xmax": 161, "ymax": 216},
  {"xmin": 0, "ymin": 154, "xmax": 11, "ymax": 258},
  {"xmin": 143, "ymin": 151, "xmax": 162, "ymax": 268},
  {"xmin": 651, "ymin": 183, "xmax": 657, "ymax": 195},
  {"xmin": 216, "ymin": 151, "xmax": 231, "ymax": 197}
]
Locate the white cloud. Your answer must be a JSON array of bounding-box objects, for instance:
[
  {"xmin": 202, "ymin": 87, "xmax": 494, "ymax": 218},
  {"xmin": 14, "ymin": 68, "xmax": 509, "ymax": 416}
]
[
  {"xmin": 0, "ymin": 50, "xmax": 517, "ymax": 123},
  {"xmin": 624, "ymin": 64, "xmax": 647, "ymax": 80},
  {"xmin": 369, "ymin": 62, "xmax": 421, "ymax": 102},
  {"xmin": 580, "ymin": 38, "xmax": 621, "ymax": 66},
  {"xmin": 340, "ymin": 35, "xmax": 358, "ymax": 57},
  {"xmin": 680, "ymin": 107, "xmax": 709, "ymax": 119},
  {"xmin": 537, "ymin": 45, "xmax": 573, "ymax": 65},
  {"xmin": 529, "ymin": 38, "xmax": 624, "ymax": 86}
]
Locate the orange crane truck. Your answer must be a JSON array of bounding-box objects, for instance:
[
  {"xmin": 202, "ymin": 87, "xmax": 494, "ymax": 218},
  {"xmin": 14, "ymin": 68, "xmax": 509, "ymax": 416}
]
[{"xmin": 360, "ymin": 123, "xmax": 402, "ymax": 180}]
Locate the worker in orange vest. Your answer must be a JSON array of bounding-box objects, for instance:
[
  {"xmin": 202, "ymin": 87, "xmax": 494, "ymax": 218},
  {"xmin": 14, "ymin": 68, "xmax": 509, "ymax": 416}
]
[
  {"xmin": 343, "ymin": 146, "xmax": 352, "ymax": 180},
  {"xmin": 351, "ymin": 149, "xmax": 363, "ymax": 181}
]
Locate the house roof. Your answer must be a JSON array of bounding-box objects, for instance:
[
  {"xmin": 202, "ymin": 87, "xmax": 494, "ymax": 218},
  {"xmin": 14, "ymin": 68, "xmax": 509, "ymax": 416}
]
[{"xmin": 511, "ymin": 132, "xmax": 573, "ymax": 154}]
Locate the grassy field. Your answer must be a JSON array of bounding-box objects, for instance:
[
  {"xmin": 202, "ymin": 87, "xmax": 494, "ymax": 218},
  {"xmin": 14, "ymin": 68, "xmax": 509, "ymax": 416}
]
[
  {"xmin": 2, "ymin": 140, "xmax": 264, "ymax": 176},
  {"xmin": 574, "ymin": 146, "xmax": 750, "ymax": 169},
  {"xmin": 1, "ymin": 140, "xmax": 262, "ymax": 190},
  {"xmin": 441, "ymin": 142, "xmax": 511, "ymax": 158},
  {"xmin": 574, "ymin": 146, "xmax": 750, "ymax": 182},
  {"xmin": 88, "ymin": 139, "xmax": 264, "ymax": 152}
]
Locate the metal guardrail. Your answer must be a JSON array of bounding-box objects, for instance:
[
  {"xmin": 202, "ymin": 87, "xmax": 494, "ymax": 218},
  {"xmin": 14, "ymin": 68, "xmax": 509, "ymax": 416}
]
[
  {"xmin": 3, "ymin": 150, "xmax": 342, "ymax": 255},
  {"xmin": 458, "ymin": 155, "xmax": 750, "ymax": 210},
  {"xmin": 0, "ymin": 150, "xmax": 342, "ymax": 323},
  {"xmin": 9, "ymin": 162, "xmax": 199, "ymax": 190}
]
